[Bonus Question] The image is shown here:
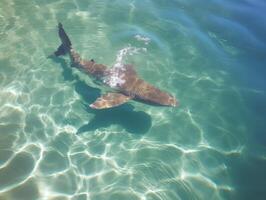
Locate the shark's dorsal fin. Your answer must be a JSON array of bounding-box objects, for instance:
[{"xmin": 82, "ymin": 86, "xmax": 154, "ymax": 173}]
[{"xmin": 89, "ymin": 92, "xmax": 132, "ymax": 109}]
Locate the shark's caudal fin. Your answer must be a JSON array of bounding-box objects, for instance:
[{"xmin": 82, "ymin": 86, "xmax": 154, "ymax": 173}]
[{"xmin": 54, "ymin": 22, "xmax": 72, "ymax": 56}]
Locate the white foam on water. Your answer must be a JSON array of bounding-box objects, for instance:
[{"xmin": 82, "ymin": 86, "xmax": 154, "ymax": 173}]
[
  {"xmin": 103, "ymin": 46, "xmax": 146, "ymax": 88},
  {"xmin": 135, "ymin": 34, "xmax": 151, "ymax": 45}
]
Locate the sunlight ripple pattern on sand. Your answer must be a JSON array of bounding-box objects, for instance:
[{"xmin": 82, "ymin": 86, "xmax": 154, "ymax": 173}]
[{"xmin": 0, "ymin": 0, "xmax": 266, "ymax": 200}]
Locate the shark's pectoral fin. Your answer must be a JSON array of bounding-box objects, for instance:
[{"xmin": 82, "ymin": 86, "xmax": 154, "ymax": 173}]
[{"xmin": 89, "ymin": 93, "xmax": 132, "ymax": 109}]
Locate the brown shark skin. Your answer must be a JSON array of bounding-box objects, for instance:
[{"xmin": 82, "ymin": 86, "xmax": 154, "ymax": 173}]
[
  {"xmin": 90, "ymin": 93, "xmax": 132, "ymax": 109},
  {"xmin": 70, "ymin": 49, "xmax": 178, "ymax": 107},
  {"xmin": 70, "ymin": 49, "xmax": 107, "ymax": 79}
]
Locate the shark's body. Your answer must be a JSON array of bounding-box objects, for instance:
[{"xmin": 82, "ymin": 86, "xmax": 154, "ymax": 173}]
[{"xmin": 54, "ymin": 23, "xmax": 178, "ymax": 109}]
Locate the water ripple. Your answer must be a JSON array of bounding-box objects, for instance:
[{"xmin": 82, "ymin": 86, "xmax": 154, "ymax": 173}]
[{"xmin": 0, "ymin": 0, "xmax": 265, "ymax": 199}]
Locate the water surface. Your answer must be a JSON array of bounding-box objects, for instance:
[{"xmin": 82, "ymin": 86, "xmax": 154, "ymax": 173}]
[{"xmin": 0, "ymin": 0, "xmax": 266, "ymax": 199}]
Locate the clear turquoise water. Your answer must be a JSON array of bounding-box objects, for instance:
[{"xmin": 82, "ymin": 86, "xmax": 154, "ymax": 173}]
[{"xmin": 0, "ymin": 0, "xmax": 266, "ymax": 199}]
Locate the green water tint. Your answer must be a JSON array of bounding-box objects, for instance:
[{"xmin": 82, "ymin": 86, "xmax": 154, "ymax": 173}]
[{"xmin": 0, "ymin": 0, "xmax": 266, "ymax": 200}]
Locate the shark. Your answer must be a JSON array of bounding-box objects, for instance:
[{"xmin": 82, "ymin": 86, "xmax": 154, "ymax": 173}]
[{"xmin": 54, "ymin": 23, "xmax": 178, "ymax": 109}]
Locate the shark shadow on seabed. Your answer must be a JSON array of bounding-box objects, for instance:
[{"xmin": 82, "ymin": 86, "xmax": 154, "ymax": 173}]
[{"xmin": 49, "ymin": 56, "xmax": 152, "ymax": 135}]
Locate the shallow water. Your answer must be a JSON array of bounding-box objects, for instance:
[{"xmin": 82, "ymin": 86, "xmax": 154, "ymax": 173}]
[{"xmin": 0, "ymin": 0, "xmax": 266, "ymax": 199}]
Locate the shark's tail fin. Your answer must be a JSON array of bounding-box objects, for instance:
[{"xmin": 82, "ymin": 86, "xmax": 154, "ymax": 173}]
[{"xmin": 54, "ymin": 22, "xmax": 72, "ymax": 56}]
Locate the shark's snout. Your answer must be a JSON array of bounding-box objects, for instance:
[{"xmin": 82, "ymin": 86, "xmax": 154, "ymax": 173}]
[{"xmin": 169, "ymin": 97, "xmax": 179, "ymax": 107}]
